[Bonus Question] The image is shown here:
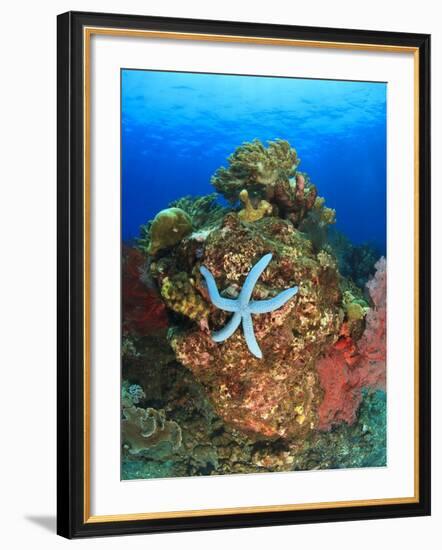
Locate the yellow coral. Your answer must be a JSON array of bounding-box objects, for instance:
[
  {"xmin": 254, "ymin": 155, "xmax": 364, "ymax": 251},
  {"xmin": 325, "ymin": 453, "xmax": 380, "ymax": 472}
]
[
  {"xmin": 343, "ymin": 290, "xmax": 368, "ymax": 321},
  {"xmin": 321, "ymin": 207, "xmax": 336, "ymax": 225},
  {"xmin": 237, "ymin": 189, "xmax": 272, "ymax": 222},
  {"xmin": 345, "ymin": 302, "xmax": 366, "ymax": 321},
  {"xmin": 148, "ymin": 207, "xmax": 192, "ymax": 255},
  {"xmin": 317, "ymin": 250, "xmax": 337, "ymax": 269},
  {"xmin": 312, "ymin": 196, "xmax": 336, "ymax": 225},
  {"xmin": 161, "ymin": 272, "xmax": 209, "ymax": 322}
]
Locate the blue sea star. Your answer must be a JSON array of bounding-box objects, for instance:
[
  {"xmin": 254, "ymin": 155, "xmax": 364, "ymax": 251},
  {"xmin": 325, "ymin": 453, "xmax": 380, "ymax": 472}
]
[{"xmin": 200, "ymin": 253, "xmax": 298, "ymax": 359}]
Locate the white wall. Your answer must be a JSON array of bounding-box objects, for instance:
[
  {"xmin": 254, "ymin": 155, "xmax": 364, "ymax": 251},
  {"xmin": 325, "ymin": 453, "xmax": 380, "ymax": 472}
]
[{"xmin": 0, "ymin": 0, "xmax": 439, "ymax": 548}]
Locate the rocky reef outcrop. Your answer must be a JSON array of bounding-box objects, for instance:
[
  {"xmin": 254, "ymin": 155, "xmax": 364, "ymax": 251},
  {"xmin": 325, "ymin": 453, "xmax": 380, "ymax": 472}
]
[
  {"xmin": 121, "ymin": 138, "xmax": 387, "ymax": 477},
  {"xmin": 166, "ymin": 214, "xmax": 343, "ymax": 440}
]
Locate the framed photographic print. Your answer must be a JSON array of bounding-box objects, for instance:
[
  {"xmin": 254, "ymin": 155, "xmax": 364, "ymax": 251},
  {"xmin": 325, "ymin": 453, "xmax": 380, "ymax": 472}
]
[{"xmin": 57, "ymin": 11, "xmax": 431, "ymax": 538}]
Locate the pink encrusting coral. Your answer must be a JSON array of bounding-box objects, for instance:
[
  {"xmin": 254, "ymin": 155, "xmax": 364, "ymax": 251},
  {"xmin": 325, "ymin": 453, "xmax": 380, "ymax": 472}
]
[{"xmin": 317, "ymin": 257, "xmax": 387, "ymax": 430}]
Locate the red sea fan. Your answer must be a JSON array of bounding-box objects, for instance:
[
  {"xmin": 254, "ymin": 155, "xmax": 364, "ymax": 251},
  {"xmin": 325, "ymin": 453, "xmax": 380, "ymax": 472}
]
[
  {"xmin": 316, "ymin": 347, "xmax": 363, "ymax": 430},
  {"xmin": 122, "ymin": 247, "xmax": 168, "ymax": 335},
  {"xmin": 317, "ymin": 257, "xmax": 387, "ymax": 430}
]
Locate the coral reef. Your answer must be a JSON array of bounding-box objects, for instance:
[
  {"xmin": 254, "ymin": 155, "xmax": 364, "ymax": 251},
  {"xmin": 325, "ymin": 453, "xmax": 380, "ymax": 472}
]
[
  {"xmin": 122, "ymin": 357, "xmax": 385, "ymax": 478},
  {"xmin": 121, "ymin": 138, "xmax": 387, "ymax": 477},
  {"xmin": 316, "ymin": 347, "xmax": 363, "ymax": 429}
]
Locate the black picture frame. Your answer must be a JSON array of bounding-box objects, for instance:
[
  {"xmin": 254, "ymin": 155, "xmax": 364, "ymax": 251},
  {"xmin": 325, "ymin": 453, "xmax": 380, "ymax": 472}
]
[{"xmin": 57, "ymin": 10, "xmax": 431, "ymax": 539}]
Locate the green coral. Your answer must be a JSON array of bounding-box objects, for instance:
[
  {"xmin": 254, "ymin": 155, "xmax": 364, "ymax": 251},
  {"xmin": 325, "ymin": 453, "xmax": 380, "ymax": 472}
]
[
  {"xmin": 145, "ymin": 207, "xmax": 192, "ymax": 256},
  {"xmin": 161, "ymin": 272, "xmax": 210, "ymax": 322}
]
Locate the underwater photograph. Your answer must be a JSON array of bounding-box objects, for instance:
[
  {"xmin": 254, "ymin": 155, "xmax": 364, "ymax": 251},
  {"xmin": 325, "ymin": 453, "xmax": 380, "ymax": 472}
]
[{"xmin": 120, "ymin": 69, "xmax": 387, "ymax": 480}]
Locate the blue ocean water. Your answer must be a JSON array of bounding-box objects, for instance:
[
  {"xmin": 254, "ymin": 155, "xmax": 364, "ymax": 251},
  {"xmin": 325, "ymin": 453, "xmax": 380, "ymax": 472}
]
[{"xmin": 122, "ymin": 69, "xmax": 386, "ymax": 253}]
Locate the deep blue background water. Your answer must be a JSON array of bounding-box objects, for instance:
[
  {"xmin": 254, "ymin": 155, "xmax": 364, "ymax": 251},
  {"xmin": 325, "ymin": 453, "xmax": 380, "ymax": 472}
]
[{"xmin": 122, "ymin": 70, "xmax": 386, "ymax": 253}]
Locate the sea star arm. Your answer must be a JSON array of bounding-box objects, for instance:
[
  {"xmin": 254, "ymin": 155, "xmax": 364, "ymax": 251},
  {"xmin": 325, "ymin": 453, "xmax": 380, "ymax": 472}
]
[
  {"xmin": 212, "ymin": 311, "xmax": 242, "ymax": 342},
  {"xmin": 200, "ymin": 266, "xmax": 238, "ymax": 312},
  {"xmin": 238, "ymin": 253, "xmax": 273, "ymax": 307},
  {"xmin": 249, "ymin": 286, "xmax": 299, "ymax": 314},
  {"xmin": 241, "ymin": 311, "xmax": 263, "ymax": 359}
]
